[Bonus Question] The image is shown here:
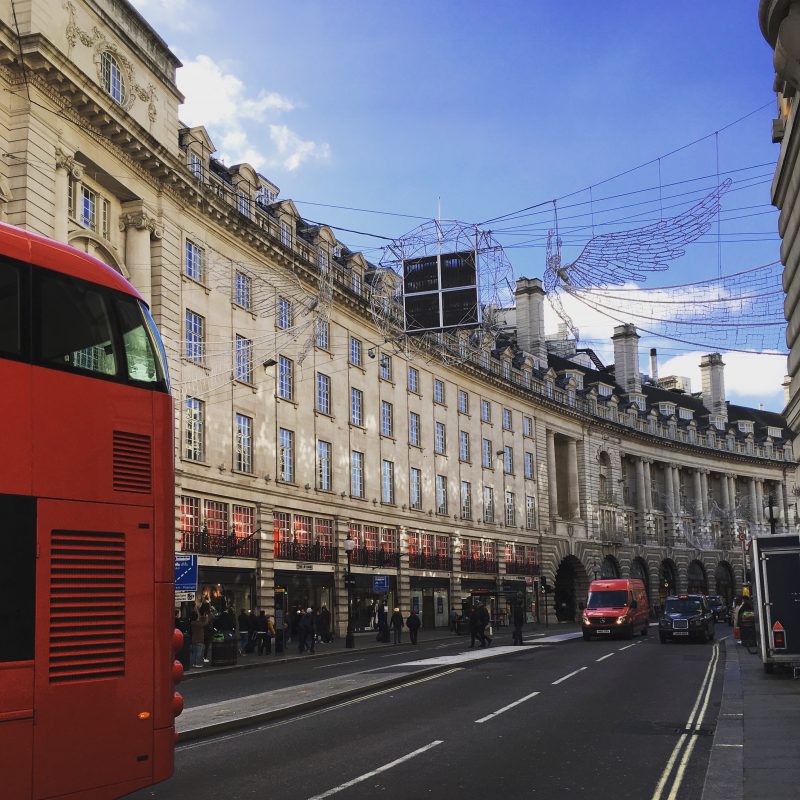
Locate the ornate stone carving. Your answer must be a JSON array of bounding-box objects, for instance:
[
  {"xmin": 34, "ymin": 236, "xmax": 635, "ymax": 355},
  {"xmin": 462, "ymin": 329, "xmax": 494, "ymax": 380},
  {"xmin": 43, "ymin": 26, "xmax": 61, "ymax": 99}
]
[
  {"xmin": 55, "ymin": 147, "xmax": 83, "ymax": 179},
  {"xmin": 119, "ymin": 211, "xmax": 162, "ymax": 239}
]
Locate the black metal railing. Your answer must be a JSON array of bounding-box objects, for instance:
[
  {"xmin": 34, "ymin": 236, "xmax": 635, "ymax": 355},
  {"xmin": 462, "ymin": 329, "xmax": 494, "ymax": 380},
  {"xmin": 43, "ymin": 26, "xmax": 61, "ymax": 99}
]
[
  {"xmin": 274, "ymin": 539, "xmax": 337, "ymax": 563},
  {"xmin": 505, "ymin": 559, "xmax": 540, "ymax": 576},
  {"xmin": 461, "ymin": 556, "xmax": 498, "ymax": 573},
  {"xmin": 409, "ymin": 553, "xmax": 453, "ymax": 571},
  {"xmin": 181, "ymin": 531, "xmax": 259, "ymax": 558},
  {"xmin": 350, "ymin": 546, "xmax": 400, "ymax": 568}
]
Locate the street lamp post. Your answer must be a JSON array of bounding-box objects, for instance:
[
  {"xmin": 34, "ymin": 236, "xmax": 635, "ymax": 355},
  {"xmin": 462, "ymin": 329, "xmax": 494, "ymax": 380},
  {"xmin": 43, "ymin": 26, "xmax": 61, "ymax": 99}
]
[{"xmin": 344, "ymin": 534, "xmax": 356, "ymax": 648}]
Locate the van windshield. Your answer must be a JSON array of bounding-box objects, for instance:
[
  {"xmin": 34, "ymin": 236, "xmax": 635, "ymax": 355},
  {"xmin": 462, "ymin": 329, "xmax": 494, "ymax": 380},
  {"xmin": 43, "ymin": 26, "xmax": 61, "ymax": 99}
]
[{"xmin": 586, "ymin": 590, "xmax": 628, "ymax": 609}]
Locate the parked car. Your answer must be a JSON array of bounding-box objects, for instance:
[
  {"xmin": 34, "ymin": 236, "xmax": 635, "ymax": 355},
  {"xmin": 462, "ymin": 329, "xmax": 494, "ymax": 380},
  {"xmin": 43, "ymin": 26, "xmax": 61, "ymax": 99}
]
[
  {"xmin": 659, "ymin": 595, "xmax": 715, "ymax": 643},
  {"xmin": 580, "ymin": 578, "xmax": 650, "ymax": 640},
  {"xmin": 707, "ymin": 595, "xmax": 728, "ymax": 622}
]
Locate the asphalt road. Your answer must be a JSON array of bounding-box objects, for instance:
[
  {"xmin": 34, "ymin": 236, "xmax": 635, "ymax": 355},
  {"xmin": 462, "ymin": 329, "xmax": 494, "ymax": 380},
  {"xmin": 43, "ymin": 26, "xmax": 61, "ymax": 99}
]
[{"xmin": 130, "ymin": 629, "xmax": 727, "ymax": 800}]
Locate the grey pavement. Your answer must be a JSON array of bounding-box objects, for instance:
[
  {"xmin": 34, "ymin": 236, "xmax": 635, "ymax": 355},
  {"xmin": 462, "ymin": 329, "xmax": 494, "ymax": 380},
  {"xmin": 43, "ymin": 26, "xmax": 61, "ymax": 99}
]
[{"xmin": 702, "ymin": 637, "xmax": 800, "ymax": 800}]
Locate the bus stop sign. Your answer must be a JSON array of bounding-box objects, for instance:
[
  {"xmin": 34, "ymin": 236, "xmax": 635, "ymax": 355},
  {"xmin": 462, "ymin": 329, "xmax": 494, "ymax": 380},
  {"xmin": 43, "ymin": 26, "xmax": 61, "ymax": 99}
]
[{"xmin": 175, "ymin": 554, "xmax": 198, "ymax": 601}]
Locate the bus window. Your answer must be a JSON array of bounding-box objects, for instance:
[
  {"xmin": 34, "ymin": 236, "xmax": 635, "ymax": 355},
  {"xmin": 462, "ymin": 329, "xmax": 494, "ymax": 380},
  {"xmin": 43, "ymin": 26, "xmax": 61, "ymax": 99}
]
[
  {"xmin": 114, "ymin": 295, "xmax": 169, "ymax": 389},
  {"xmin": 0, "ymin": 495, "xmax": 36, "ymax": 662},
  {"xmin": 35, "ymin": 269, "xmax": 117, "ymax": 376},
  {"xmin": 0, "ymin": 261, "xmax": 23, "ymax": 358}
]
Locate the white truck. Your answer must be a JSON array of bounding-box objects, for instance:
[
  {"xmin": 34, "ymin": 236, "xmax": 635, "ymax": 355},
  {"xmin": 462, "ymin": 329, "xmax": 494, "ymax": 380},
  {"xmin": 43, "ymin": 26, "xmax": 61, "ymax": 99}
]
[{"xmin": 751, "ymin": 533, "xmax": 800, "ymax": 673}]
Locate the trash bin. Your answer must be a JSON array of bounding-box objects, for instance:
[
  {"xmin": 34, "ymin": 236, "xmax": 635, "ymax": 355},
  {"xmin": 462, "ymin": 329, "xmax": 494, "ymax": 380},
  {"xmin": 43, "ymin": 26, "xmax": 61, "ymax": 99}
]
[
  {"xmin": 740, "ymin": 611, "xmax": 757, "ymax": 649},
  {"xmin": 211, "ymin": 639, "xmax": 237, "ymax": 666}
]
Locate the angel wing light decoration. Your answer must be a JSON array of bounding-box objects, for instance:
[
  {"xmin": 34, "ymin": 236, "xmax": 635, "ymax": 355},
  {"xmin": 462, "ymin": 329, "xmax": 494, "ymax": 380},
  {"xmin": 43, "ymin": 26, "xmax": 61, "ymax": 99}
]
[{"xmin": 543, "ymin": 178, "xmax": 732, "ymax": 338}]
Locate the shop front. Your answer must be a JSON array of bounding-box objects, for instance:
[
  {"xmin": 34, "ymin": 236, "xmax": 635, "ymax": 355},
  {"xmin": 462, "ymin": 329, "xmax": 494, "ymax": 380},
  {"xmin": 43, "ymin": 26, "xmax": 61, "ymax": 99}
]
[
  {"xmin": 498, "ymin": 577, "xmax": 530, "ymax": 626},
  {"xmin": 349, "ymin": 572, "xmax": 398, "ymax": 631},
  {"xmin": 409, "ymin": 576, "xmax": 450, "ymax": 628},
  {"xmin": 274, "ymin": 567, "xmax": 336, "ymax": 639},
  {"xmin": 193, "ymin": 564, "xmax": 256, "ymax": 617},
  {"xmin": 460, "ymin": 577, "xmax": 501, "ymax": 627}
]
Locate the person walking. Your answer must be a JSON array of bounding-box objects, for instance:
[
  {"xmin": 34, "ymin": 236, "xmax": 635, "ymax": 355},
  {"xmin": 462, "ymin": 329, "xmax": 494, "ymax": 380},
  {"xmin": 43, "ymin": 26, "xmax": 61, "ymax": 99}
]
[
  {"xmin": 377, "ymin": 603, "xmax": 389, "ymax": 642},
  {"xmin": 406, "ymin": 608, "xmax": 421, "ymax": 644},
  {"xmin": 238, "ymin": 608, "xmax": 250, "ymax": 654},
  {"xmin": 390, "ymin": 607, "xmax": 404, "ymax": 644},
  {"xmin": 189, "ymin": 607, "xmax": 208, "ymax": 668},
  {"xmin": 299, "ymin": 607, "xmax": 316, "ymax": 654},
  {"xmin": 255, "ymin": 609, "xmax": 271, "ymax": 655},
  {"xmin": 476, "ymin": 602, "xmax": 492, "ymax": 647},
  {"xmin": 468, "ymin": 604, "xmax": 481, "ymax": 648},
  {"xmin": 512, "ymin": 602, "xmax": 525, "ymax": 646},
  {"xmin": 200, "ymin": 601, "xmax": 213, "ymax": 663},
  {"xmin": 319, "ymin": 604, "xmax": 332, "ymax": 643}
]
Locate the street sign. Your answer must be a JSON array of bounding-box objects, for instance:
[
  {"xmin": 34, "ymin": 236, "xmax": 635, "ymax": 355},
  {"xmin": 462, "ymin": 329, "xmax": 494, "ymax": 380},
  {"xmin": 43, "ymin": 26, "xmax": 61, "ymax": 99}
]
[
  {"xmin": 175, "ymin": 554, "xmax": 197, "ymax": 601},
  {"xmin": 373, "ymin": 575, "xmax": 389, "ymax": 592},
  {"xmin": 344, "ymin": 576, "xmax": 357, "ymax": 588}
]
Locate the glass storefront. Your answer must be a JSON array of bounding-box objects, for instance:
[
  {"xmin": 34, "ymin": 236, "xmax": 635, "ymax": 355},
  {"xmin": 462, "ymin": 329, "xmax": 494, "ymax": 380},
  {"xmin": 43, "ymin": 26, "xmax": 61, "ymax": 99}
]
[
  {"xmin": 349, "ymin": 573, "xmax": 397, "ymax": 631},
  {"xmin": 409, "ymin": 577, "xmax": 450, "ymax": 628},
  {"xmin": 274, "ymin": 570, "xmax": 335, "ymax": 638}
]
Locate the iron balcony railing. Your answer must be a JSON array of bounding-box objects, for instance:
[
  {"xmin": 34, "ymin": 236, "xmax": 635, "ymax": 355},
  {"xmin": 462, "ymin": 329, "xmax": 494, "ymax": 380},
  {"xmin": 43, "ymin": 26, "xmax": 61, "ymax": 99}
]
[
  {"xmin": 409, "ymin": 553, "xmax": 453, "ymax": 571},
  {"xmin": 505, "ymin": 559, "xmax": 540, "ymax": 576},
  {"xmin": 350, "ymin": 546, "xmax": 400, "ymax": 568},
  {"xmin": 181, "ymin": 531, "xmax": 259, "ymax": 559},
  {"xmin": 274, "ymin": 539, "xmax": 337, "ymax": 563},
  {"xmin": 461, "ymin": 555, "xmax": 498, "ymax": 573}
]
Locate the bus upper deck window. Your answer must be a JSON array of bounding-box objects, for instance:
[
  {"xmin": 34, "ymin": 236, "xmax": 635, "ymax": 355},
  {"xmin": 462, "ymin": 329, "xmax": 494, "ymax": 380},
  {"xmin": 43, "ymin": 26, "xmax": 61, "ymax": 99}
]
[
  {"xmin": 115, "ymin": 295, "xmax": 169, "ymax": 390},
  {"xmin": 0, "ymin": 263, "xmax": 21, "ymax": 357},
  {"xmin": 36, "ymin": 270, "xmax": 117, "ymax": 376}
]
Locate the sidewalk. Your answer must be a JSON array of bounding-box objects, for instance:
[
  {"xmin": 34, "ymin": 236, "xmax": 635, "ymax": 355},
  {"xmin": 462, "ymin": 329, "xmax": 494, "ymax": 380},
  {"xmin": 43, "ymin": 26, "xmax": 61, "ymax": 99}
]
[{"xmin": 702, "ymin": 638, "xmax": 800, "ymax": 800}]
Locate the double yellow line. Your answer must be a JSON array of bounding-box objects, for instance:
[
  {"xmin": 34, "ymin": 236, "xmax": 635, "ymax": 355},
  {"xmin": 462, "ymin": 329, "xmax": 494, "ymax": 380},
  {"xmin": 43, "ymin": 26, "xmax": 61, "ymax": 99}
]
[{"xmin": 650, "ymin": 641, "xmax": 720, "ymax": 800}]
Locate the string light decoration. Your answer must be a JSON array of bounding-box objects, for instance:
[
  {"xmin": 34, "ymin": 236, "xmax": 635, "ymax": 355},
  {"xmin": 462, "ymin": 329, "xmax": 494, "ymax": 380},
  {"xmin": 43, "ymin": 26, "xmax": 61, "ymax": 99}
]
[
  {"xmin": 371, "ymin": 219, "xmax": 514, "ymax": 365},
  {"xmin": 543, "ymin": 178, "xmax": 733, "ymax": 339}
]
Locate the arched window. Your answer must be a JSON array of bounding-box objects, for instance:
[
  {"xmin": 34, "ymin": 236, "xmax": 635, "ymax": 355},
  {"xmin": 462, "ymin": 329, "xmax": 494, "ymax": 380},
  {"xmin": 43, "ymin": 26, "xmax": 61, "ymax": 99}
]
[{"xmin": 101, "ymin": 51, "xmax": 126, "ymax": 104}]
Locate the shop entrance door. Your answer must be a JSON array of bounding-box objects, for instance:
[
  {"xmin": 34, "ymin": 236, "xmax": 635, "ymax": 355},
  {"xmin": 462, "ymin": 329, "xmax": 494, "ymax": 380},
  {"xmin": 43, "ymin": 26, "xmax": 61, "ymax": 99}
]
[{"xmin": 422, "ymin": 592, "xmax": 435, "ymax": 628}]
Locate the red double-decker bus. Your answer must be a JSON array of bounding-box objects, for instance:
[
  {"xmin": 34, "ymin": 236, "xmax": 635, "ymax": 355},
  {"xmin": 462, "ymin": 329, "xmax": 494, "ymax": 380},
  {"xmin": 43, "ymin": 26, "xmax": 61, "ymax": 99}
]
[{"xmin": 0, "ymin": 222, "xmax": 180, "ymax": 799}]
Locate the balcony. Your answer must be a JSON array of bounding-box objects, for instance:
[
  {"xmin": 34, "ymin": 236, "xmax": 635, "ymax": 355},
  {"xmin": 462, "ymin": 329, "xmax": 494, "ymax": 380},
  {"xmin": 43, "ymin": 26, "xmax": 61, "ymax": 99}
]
[
  {"xmin": 505, "ymin": 559, "xmax": 540, "ymax": 576},
  {"xmin": 461, "ymin": 555, "xmax": 498, "ymax": 573},
  {"xmin": 597, "ymin": 490, "xmax": 618, "ymax": 506},
  {"xmin": 409, "ymin": 553, "xmax": 453, "ymax": 571},
  {"xmin": 181, "ymin": 531, "xmax": 259, "ymax": 559},
  {"xmin": 350, "ymin": 546, "xmax": 400, "ymax": 568},
  {"xmin": 275, "ymin": 539, "xmax": 337, "ymax": 564}
]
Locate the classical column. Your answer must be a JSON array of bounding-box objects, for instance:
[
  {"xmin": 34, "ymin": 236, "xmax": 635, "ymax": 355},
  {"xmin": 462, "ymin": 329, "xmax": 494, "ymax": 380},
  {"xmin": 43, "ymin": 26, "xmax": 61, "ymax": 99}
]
[
  {"xmin": 54, "ymin": 148, "xmax": 81, "ymax": 243},
  {"xmin": 635, "ymin": 458, "xmax": 646, "ymax": 512},
  {"xmin": 720, "ymin": 472, "xmax": 730, "ymax": 513},
  {"xmin": 643, "ymin": 460, "xmax": 653, "ymax": 510},
  {"xmin": 780, "ymin": 482, "xmax": 789, "ymax": 526},
  {"xmin": 665, "ymin": 463, "xmax": 675, "ymax": 515},
  {"xmin": 566, "ymin": 437, "xmax": 580, "ymax": 520},
  {"xmin": 120, "ymin": 210, "xmax": 161, "ymax": 306},
  {"xmin": 699, "ymin": 470, "xmax": 709, "ymax": 519},
  {"xmin": 755, "ymin": 480, "xmax": 765, "ymax": 523},
  {"xmin": 749, "ymin": 479, "xmax": 758, "ymax": 528},
  {"xmin": 546, "ymin": 430, "xmax": 559, "ymax": 519},
  {"xmin": 692, "ymin": 469, "xmax": 703, "ymax": 522}
]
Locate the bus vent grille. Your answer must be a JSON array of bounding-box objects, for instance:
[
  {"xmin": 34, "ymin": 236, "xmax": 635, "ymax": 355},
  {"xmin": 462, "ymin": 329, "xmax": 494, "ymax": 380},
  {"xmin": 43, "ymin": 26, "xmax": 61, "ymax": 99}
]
[
  {"xmin": 113, "ymin": 431, "xmax": 152, "ymax": 493},
  {"xmin": 48, "ymin": 530, "xmax": 126, "ymax": 683}
]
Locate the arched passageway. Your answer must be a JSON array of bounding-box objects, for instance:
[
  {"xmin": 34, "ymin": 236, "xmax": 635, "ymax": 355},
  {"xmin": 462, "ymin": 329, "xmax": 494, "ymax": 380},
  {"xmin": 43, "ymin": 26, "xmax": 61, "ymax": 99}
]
[
  {"xmin": 600, "ymin": 555, "xmax": 620, "ymax": 579},
  {"xmin": 714, "ymin": 562, "xmax": 735, "ymax": 604},
  {"xmin": 554, "ymin": 555, "xmax": 590, "ymax": 622},
  {"xmin": 659, "ymin": 559, "xmax": 679, "ymax": 606},
  {"xmin": 687, "ymin": 560, "xmax": 708, "ymax": 595},
  {"xmin": 630, "ymin": 557, "xmax": 651, "ymax": 599}
]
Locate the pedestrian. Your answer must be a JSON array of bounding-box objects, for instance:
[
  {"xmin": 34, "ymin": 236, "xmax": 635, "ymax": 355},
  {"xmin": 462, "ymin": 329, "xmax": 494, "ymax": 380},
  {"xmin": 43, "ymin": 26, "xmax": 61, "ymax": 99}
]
[
  {"xmin": 390, "ymin": 607, "xmax": 404, "ymax": 644},
  {"xmin": 200, "ymin": 601, "xmax": 213, "ymax": 662},
  {"xmin": 468, "ymin": 604, "xmax": 481, "ymax": 648},
  {"xmin": 299, "ymin": 607, "xmax": 316, "ymax": 654},
  {"xmin": 238, "ymin": 608, "xmax": 250, "ymax": 654},
  {"xmin": 189, "ymin": 607, "xmax": 207, "ymax": 668},
  {"xmin": 319, "ymin": 604, "xmax": 332, "ymax": 643},
  {"xmin": 256, "ymin": 609, "xmax": 272, "ymax": 655},
  {"xmin": 406, "ymin": 608, "xmax": 421, "ymax": 644},
  {"xmin": 377, "ymin": 603, "xmax": 389, "ymax": 642},
  {"xmin": 512, "ymin": 602, "xmax": 525, "ymax": 645},
  {"xmin": 476, "ymin": 602, "xmax": 492, "ymax": 647}
]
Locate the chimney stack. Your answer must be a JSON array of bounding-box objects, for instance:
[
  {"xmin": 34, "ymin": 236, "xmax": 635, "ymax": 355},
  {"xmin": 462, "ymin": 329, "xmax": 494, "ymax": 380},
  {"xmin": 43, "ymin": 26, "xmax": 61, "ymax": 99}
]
[
  {"xmin": 783, "ymin": 375, "xmax": 792, "ymax": 410},
  {"xmin": 649, "ymin": 348, "xmax": 658, "ymax": 381},
  {"xmin": 514, "ymin": 277, "xmax": 547, "ymax": 366},
  {"xmin": 612, "ymin": 324, "xmax": 641, "ymax": 393},
  {"xmin": 700, "ymin": 353, "xmax": 726, "ymax": 415}
]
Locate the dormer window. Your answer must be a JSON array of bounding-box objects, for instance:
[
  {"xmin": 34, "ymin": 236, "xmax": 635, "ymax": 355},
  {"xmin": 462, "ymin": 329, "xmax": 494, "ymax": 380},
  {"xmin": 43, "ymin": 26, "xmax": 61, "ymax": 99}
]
[
  {"xmin": 565, "ymin": 371, "xmax": 583, "ymax": 389},
  {"xmin": 678, "ymin": 408, "xmax": 693, "ymax": 420},
  {"xmin": 659, "ymin": 403, "xmax": 676, "ymax": 417},
  {"xmin": 280, "ymin": 220, "xmax": 292, "ymax": 249},
  {"xmin": 768, "ymin": 425, "xmax": 783, "ymax": 439},
  {"xmin": 502, "ymin": 361, "xmax": 511, "ymax": 379},
  {"xmin": 333, "ymin": 245, "xmax": 342, "ymax": 258},
  {"xmin": 188, "ymin": 151, "xmax": 203, "ymax": 180},
  {"xmin": 318, "ymin": 248, "xmax": 329, "ymax": 274},
  {"xmin": 737, "ymin": 421, "xmax": 754, "ymax": 434},
  {"xmin": 598, "ymin": 384, "xmax": 612, "ymax": 397},
  {"xmin": 101, "ymin": 51, "xmax": 126, "ymax": 104},
  {"xmin": 256, "ymin": 186, "xmax": 277, "ymax": 207},
  {"xmin": 237, "ymin": 190, "xmax": 250, "ymax": 217}
]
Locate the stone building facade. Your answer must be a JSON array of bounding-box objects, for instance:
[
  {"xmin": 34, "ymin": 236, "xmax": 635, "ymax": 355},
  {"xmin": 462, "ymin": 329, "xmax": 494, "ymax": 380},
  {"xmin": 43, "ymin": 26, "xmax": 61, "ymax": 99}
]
[{"xmin": 0, "ymin": 0, "xmax": 795, "ymax": 634}]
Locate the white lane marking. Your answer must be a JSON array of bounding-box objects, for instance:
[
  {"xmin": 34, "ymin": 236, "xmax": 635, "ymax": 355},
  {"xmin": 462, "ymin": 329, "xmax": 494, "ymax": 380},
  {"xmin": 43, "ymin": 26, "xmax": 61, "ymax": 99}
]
[
  {"xmin": 475, "ymin": 691, "xmax": 540, "ymax": 724},
  {"xmin": 649, "ymin": 642, "xmax": 720, "ymax": 800},
  {"xmin": 715, "ymin": 743, "xmax": 743, "ymax": 748},
  {"xmin": 595, "ymin": 653, "xmax": 615, "ymax": 662},
  {"xmin": 307, "ymin": 740, "xmax": 444, "ymax": 799},
  {"xmin": 524, "ymin": 632, "xmax": 584, "ymax": 644},
  {"xmin": 618, "ymin": 642, "xmax": 640, "ymax": 651},
  {"xmin": 552, "ymin": 667, "xmax": 587, "ymax": 685},
  {"xmin": 313, "ymin": 659, "xmax": 366, "ymax": 670},
  {"xmin": 390, "ymin": 645, "xmax": 542, "ymax": 669}
]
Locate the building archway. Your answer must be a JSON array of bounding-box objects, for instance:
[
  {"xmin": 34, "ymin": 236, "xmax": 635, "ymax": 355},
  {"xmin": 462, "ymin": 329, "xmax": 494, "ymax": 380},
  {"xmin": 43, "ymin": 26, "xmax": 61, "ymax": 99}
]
[
  {"xmin": 554, "ymin": 555, "xmax": 589, "ymax": 622},
  {"xmin": 630, "ymin": 557, "xmax": 651, "ymax": 599},
  {"xmin": 687, "ymin": 560, "xmax": 708, "ymax": 594},
  {"xmin": 659, "ymin": 559, "xmax": 678, "ymax": 605},
  {"xmin": 714, "ymin": 561, "xmax": 735, "ymax": 605},
  {"xmin": 600, "ymin": 555, "xmax": 620, "ymax": 579}
]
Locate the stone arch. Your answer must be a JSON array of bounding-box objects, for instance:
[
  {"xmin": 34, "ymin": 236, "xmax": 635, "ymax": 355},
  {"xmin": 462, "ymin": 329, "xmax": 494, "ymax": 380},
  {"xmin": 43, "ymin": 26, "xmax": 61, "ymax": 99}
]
[
  {"xmin": 68, "ymin": 232, "xmax": 128, "ymax": 278},
  {"xmin": 554, "ymin": 554, "xmax": 590, "ymax": 622},
  {"xmin": 659, "ymin": 559, "xmax": 679, "ymax": 605},
  {"xmin": 600, "ymin": 554, "xmax": 620, "ymax": 579},
  {"xmin": 629, "ymin": 556, "xmax": 651, "ymax": 599},
  {"xmin": 714, "ymin": 561, "xmax": 736, "ymax": 605},
  {"xmin": 687, "ymin": 559, "xmax": 708, "ymax": 594}
]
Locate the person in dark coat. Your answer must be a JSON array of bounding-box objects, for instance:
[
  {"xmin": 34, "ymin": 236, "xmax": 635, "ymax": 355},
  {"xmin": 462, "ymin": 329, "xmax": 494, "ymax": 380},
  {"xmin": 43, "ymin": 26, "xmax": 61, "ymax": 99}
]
[
  {"xmin": 238, "ymin": 609, "xmax": 250, "ymax": 654},
  {"xmin": 476, "ymin": 602, "xmax": 491, "ymax": 647},
  {"xmin": 468, "ymin": 605, "xmax": 480, "ymax": 648},
  {"xmin": 319, "ymin": 605, "xmax": 332, "ymax": 643},
  {"xmin": 390, "ymin": 607, "xmax": 404, "ymax": 644},
  {"xmin": 406, "ymin": 609, "xmax": 421, "ymax": 644},
  {"xmin": 200, "ymin": 601, "xmax": 213, "ymax": 662},
  {"xmin": 512, "ymin": 603, "xmax": 525, "ymax": 645},
  {"xmin": 377, "ymin": 604, "xmax": 389, "ymax": 642},
  {"xmin": 299, "ymin": 607, "xmax": 316, "ymax": 654}
]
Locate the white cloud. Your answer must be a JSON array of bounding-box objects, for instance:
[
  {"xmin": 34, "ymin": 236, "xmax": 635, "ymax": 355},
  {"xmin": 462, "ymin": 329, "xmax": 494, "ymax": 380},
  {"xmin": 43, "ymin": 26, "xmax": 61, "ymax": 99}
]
[{"xmin": 176, "ymin": 54, "xmax": 328, "ymax": 173}]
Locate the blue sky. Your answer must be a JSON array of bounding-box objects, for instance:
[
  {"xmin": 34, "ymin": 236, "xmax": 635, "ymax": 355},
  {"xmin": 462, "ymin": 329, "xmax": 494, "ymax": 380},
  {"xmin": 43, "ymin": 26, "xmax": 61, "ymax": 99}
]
[{"xmin": 131, "ymin": 0, "xmax": 786, "ymax": 411}]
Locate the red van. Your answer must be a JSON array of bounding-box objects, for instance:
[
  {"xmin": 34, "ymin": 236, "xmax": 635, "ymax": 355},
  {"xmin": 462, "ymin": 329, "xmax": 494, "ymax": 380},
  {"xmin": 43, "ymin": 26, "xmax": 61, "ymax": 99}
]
[{"xmin": 581, "ymin": 579, "xmax": 650, "ymax": 640}]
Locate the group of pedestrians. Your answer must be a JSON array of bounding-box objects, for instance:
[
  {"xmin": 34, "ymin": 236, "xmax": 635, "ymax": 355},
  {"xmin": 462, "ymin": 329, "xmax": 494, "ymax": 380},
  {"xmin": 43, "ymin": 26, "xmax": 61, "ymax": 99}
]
[{"xmin": 385, "ymin": 607, "xmax": 421, "ymax": 644}]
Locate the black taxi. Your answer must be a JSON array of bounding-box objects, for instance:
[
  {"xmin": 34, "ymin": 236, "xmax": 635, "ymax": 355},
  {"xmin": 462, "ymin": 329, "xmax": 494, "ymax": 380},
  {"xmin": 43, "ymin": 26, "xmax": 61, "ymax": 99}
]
[{"xmin": 658, "ymin": 594, "xmax": 715, "ymax": 643}]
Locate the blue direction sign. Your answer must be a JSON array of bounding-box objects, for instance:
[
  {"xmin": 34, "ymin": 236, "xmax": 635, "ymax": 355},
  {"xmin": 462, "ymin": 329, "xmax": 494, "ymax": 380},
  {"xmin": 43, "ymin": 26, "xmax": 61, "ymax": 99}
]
[
  {"xmin": 175, "ymin": 554, "xmax": 198, "ymax": 601},
  {"xmin": 373, "ymin": 575, "xmax": 389, "ymax": 593}
]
